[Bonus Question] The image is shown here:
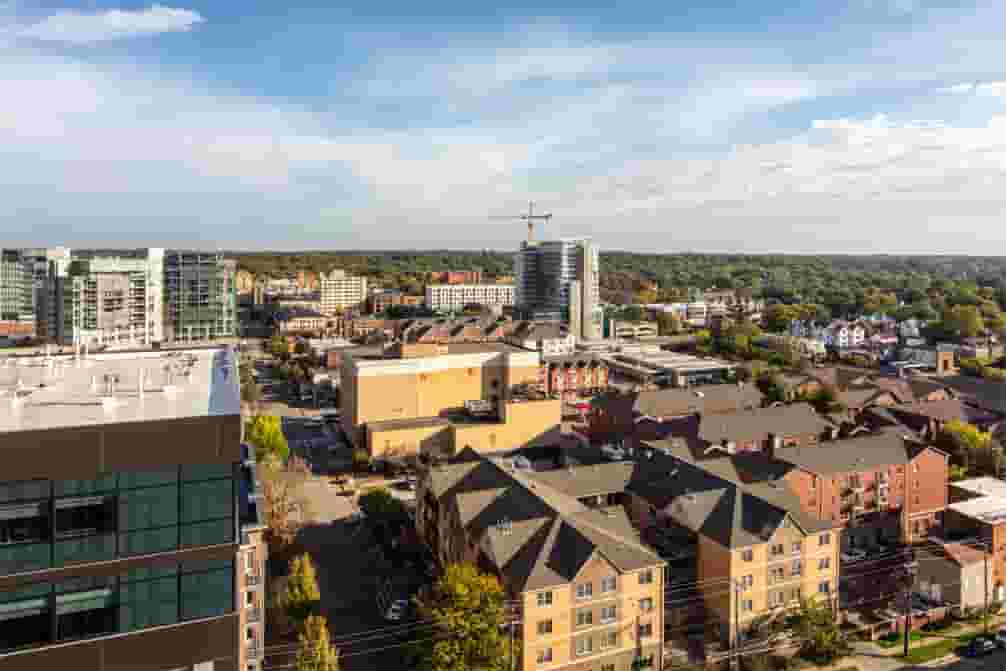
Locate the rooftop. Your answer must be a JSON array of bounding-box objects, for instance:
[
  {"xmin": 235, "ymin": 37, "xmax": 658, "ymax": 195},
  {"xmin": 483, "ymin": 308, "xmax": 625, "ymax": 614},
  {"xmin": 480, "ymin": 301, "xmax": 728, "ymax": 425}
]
[
  {"xmin": 951, "ymin": 476, "xmax": 1006, "ymax": 499},
  {"xmin": 0, "ymin": 347, "xmax": 240, "ymax": 433},
  {"xmin": 948, "ymin": 496, "xmax": 1006, "ymax": 525}
]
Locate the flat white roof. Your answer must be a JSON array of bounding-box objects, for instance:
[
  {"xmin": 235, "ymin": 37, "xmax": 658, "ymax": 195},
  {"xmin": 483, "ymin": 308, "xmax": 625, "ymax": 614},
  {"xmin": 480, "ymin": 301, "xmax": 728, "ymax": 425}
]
[
  {"xmin": 949, "ymin": 496, "xmax": 1006, "ymax": 525},
  {"xmin": 0, "ymin": 347, "xmax": 240, "ymax": 433},
  {"xmin": 952, "ymin": 477, "xmax": 1006, "ymax": 499}
]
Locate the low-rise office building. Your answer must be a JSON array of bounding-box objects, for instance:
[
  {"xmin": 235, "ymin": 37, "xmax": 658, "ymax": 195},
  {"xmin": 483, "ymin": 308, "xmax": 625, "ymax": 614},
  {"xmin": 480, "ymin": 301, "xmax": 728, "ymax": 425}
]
[
  {"xmin": 425, "ymin": 283, "xmax": 515, "ymax": 312},
  {"xmin": 340, "ymin": 343, "xmax": 560, "ymax": 458},
  {"xmin": 319, "ymin": 270, "xmax": 368, "ymax": 313},
  {"xmin": 0, "ymin": 347, "xmax": 246, "ymax": 671}
]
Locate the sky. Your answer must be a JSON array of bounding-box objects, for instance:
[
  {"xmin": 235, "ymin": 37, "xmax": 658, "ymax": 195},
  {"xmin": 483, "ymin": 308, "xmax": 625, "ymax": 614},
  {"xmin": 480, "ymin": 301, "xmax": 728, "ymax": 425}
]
[{"xmin": 4, "ymin": 1, "xmax": 1006, "ymax": 253}]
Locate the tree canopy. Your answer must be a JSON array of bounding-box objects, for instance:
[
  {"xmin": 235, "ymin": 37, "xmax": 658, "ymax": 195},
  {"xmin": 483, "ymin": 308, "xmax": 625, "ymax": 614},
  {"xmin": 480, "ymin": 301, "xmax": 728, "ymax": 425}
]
[
  {"xmin": 296, "ymin": 616, "xmax": 339, "ymax": 671},
  {"xmin": 283, "ymin": 553, "xmax": 321, "ymax": 625},
  {"xmin": 246, "ymin": 414, "xmax": 290, "ymax": 463},
  {"xmin": 415, "ymin": 563, "xmax": 513, "ymax": 671}
]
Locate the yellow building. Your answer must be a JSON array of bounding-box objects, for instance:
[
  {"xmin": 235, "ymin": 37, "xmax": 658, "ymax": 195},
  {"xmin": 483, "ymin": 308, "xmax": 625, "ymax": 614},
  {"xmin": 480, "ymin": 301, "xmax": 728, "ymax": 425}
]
[
  {"xmin": 418, "ymin": 455, "xmax": 666, "ymax": 671},
  {"xmin": 341, "ymin": 343, "xmax": 559, "ymax": 458}
]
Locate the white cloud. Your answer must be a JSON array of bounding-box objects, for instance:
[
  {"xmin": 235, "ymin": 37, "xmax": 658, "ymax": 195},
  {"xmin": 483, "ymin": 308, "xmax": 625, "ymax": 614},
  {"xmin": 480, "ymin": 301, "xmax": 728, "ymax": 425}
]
[{"xmin": 16, "ymin": 5, "xmax": 203, "ymax": 44}]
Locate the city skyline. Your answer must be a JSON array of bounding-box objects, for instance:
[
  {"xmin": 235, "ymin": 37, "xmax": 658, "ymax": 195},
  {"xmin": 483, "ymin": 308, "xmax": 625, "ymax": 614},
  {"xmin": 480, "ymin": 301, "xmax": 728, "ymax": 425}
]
[{"xmin": 4, "ymin": 1, "xmax": 1006, "ymax": 253}]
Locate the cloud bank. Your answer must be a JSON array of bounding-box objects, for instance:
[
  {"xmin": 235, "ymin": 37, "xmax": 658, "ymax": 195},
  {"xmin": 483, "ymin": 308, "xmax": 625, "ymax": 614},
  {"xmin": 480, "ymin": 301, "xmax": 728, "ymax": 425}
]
[{"xmin": 16, "ymin": 4, "xmax": 203, "ymax": 44}]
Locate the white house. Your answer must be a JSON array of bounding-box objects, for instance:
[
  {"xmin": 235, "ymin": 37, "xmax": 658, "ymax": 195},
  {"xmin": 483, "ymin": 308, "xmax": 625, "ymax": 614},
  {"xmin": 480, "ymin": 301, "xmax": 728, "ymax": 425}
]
[{"xmin": 824, "ymin": 321, "xmax": 866, "ymax": 349}]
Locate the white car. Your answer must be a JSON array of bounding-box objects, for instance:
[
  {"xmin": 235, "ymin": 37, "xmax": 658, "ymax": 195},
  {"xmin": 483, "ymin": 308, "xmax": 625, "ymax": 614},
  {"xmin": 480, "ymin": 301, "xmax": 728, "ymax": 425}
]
[{"xmin": 384, "ymin": 599, "xmax": 408, "ymax": 622}]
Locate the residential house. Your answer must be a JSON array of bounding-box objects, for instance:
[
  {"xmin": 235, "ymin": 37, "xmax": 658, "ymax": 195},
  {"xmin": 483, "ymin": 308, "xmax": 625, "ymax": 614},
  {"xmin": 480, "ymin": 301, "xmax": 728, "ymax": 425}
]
[
  {"xmin": 417, "ymin": 454, "xmax": 666, "ymax": 671},
  {"xmin": 916, "ymin": 539, "xmax": 991, "ymax": 612},
  {"xmin": 693, "ymin": 403, "xmax": 834, "ymax": 456},
  {"xmin": 824, "ymin": 321, "xmax": 866, "ymax": 349},
  {"xmin": 887, "ymin": 399, "xmax": 1002, "ymax": 439}
]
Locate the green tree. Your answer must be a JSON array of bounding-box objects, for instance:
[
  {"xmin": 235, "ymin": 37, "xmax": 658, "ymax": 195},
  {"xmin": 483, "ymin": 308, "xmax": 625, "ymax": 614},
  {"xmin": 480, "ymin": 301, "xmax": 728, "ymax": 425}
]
[
  {"xmin": 791, "ymin": 597, "xmax": 850, "ymax": 665},
  {"xmin": 246, "ymin": 415, "xmax": 290, "ymax": 462},
  {"xmin": 415, "ymin": 563, "xmax": 513, "ymax": 671},
  {"xmin": 296, "ymin": 616, "xmax": 339, "ymax": 671},
  {"xmin": 941, "ymin": 419, "xmax": 1002, "ymax": 477},
  {"xmin": 270, "ymin": 335, "xmax": 290, "ymax": 358},
  {"xmin": 358, "ymin": 487, "xmax": 409, "ymax": 541},
  {"xmin": 261, "ymin": 455, "xmax": 314, "ymax": 552},
  {"xmin": 283, "ymin": 553, "xmax": 321, "ymax": 626}
]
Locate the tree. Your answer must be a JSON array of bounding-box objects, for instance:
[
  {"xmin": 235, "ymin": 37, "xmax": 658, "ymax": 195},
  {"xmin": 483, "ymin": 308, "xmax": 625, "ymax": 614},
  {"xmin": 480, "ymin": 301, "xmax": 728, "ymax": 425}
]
[
  {"xmin": 246, "ymin": 415, "xmax": 290, "ymax": 462},
  {"xmin": 296, "ymin": 616, "xmax": 339, "ymax": 671},
  {"xmin": 415, "ymin": 563, "xmax": 513, "ymax": 671},
  {"xmin": 352, "ymin": 448, "xmax": 370, "ymax": 473},
  {"xmin": 358, "ymin": 487, "xmax": 409, "ymax": 543},
  {"xmin": 283, "ymin": 553, "xmax": 321, "ymax": 626},
  {"xmin": 261, "ymin": 455, "xmax": 315, "ymax": 552},
  {"xmin": 791, "ymin": 597, "xmax": 850, "ymax": 665},
  {"xmin": 270, "ymin": 335, "xmax": 290, "ymax": 358}
]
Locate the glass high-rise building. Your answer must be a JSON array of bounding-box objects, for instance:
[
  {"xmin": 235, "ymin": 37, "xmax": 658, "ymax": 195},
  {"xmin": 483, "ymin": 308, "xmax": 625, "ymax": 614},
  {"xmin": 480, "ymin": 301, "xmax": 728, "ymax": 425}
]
[
  {"xmin": 164, "ymin": 251, "xmax": 237, "ymax": 342},
  {"xmin": 514, "ymin": 238, "xmax": 601, "ymax": 341}
]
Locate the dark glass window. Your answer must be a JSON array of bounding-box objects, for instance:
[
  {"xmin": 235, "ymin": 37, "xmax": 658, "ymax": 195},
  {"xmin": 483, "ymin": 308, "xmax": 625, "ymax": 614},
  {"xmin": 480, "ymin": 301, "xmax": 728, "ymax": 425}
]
[
  {"xmin": 180, "ymin": 479, "xmax": 233, "ymax": 523},
  {"xmin": 55, "ymin": 475, "xmax": 117, "ymax": 497},
  {"xmin": 0, "ymin": 480, "xmax": 50, "ymax": 503},
  {"xmin": 0, "ymin": 501, "xmax": 50, "ymax": 545},
  {"xmin": 118, "ymin": 469, "xmax": 178, "ymax": 490},
  {"xmin": 181, "ymin": 463, "xmax": 232, "ymax": 482},
  {"xmin": 0, "ymin": 541, "xmax": 51, "ymax": 574},
  {"xmin": 180, "ymin": 558, "xmax": 233, "ymax": 620},
  {"xmin": 55, "ymin": 576, "xmax": 116, "ymax": 642},
  {"xmin": 0, "ymin": 583, "xmax": 52, "ymax": 652},
  {"xmin": 119, "ymin": 573, "xmax": 179, "ymax": 632},
  {"xmin": 56, "ymin": 496, "xmax": 117, "ymax": 538}
]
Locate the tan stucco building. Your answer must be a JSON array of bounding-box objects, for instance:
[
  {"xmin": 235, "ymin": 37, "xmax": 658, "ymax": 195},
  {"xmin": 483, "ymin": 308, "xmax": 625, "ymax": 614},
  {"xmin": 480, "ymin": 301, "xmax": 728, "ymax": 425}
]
[{"xmin": 341, "ymin": 343, "xmax": 561, "ymax": 458}]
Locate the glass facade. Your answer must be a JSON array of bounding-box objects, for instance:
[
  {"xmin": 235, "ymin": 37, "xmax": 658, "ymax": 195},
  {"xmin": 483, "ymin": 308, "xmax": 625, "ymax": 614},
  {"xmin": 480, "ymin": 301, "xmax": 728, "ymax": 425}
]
[
  {"xmin": 0, "ymin": 559, "xmax": 234, "ymax": 652},
  {"xmin": 0, "ymin": 466, "xmax": 235, "ymax": 575}
]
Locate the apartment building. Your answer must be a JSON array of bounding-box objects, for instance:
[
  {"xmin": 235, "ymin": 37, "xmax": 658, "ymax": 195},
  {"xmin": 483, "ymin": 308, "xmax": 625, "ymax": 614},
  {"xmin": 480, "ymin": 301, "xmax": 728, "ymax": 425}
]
[
  {"xmin": 0, "ymin": 347, "xmax": 246, "ymax": 671},
  {"xmin": 424, "ymin": 283, "xmax": 515, "ymax": 312},
  {"xmin": 274, "ymin": 309, "xmax": 327, "ymax": 334},
  {"xmin": 237, "ymin": 446, "xmax": 267, "ymax": 671},
  {"xmin": 0, "ymin": 249, "xmax": 35, "ymax": 338},
  {"xmin": 417, "ymin": 454, "xmax": 665, "ymax": 671},
  {"xmin": 59, "ymin": 249, "xmax": 165, "ymax": 347},
  {"xmin": 319, "ymin": 270, "xmax": 368, "ymax": 313},
  {"xmin": 368, "ymin": 289, "xmax": 423, "ymax": 314},
  {"xmin": 428, "ymin": 270, "xmax": 483, "ymax": 285},
  {"xmin": 541, "ymin": 354, "xmax": 609, "ymax": 401},
  {"xmin": 506, "ymin": 321, "xmax": 576, "ymax": 357},
  {"xmin": 163, "ymin": 251, "xmax": 237, "ymax": 343},
  {"xmin": 607, "ymin": 321, "xmax": 658, "ymax": 341},
  {"xmin": 340, "ymin": 343, "xmax": 560, "ymax": 458}
]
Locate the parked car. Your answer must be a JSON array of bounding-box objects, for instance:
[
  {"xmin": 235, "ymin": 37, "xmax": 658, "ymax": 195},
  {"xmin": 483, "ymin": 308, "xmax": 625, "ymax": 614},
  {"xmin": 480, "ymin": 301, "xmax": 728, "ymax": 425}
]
[
  {"xmin": 346, "ymin": 510, "xmax": 366, "ymax": 524},
  {"xmin": 996, "ymin": 628, "xmax": 1006, "ymax": 648},
  {"xmin": 966, "ymin": 636, "xmax": 997, "ymax": 657}
]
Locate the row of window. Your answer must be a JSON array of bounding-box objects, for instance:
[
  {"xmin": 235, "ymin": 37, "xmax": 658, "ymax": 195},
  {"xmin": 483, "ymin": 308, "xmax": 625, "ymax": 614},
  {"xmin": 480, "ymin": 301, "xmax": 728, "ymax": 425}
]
[
  {"xmin": 741, "ymin": 534, "xmax": 830, "ymax": 562},
  {"xmin": 0, "ymin": 558, "xmax": 234, "ymax": 652},
  {"xmin": 739, "ymin": 558, "xmax": 831, "ymax": 591},
  {"xmin": 739, "ymin": 581, "xmax": 830, "ymax": 613},
  {"xmin": 539, "ymin": 569, "xmax": 653, "ymax": 606}
]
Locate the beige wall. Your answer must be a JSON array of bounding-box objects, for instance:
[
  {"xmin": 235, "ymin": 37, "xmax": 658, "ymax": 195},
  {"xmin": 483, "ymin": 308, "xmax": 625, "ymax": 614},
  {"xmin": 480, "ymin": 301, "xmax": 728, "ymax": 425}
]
[
  {"xmin": 452, "ymin": 400, "xmax": 561, "ymax": 454},
  {"xmin": 367, "ymin": 422, "xmax": 452, "ymax": 459},
  {"xmin": 520, "ymin": 555, "xmax": 663, "ymax": 671}
]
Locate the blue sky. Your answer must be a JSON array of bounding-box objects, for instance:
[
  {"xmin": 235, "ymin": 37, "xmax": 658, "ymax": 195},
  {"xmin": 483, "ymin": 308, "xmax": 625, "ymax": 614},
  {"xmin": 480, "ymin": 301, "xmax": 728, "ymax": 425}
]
[{"xmin": 4, "ymin": 0, "xmax": 1006, "ymax": 253}]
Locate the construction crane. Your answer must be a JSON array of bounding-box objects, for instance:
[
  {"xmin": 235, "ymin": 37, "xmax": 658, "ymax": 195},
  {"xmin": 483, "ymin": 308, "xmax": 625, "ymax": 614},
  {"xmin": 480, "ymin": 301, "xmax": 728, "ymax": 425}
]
[{"xmin": 491, "ymin": 201, "xmax": 552, "ymax": 242}]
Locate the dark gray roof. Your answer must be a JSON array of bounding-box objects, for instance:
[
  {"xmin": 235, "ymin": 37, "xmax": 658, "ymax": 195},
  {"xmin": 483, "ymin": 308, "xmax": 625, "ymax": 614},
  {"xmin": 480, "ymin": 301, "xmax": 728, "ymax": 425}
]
[
  {"xmin": 772, "ymin": 432, "xmax": 917, "ymax": 474},
  {"xmin": 423, "ymin": 454, "xmax": 662, "ymax": 594},
  {"xmin": 592, "ymin": 384, "xmax": 763, "ymax": 420},
  {"xmin": 525, "ymin": 463, "xmax": 636, "ymax": 499},
  {"xmin": 697, "ymin": 403, "xmax": 832, "ymax": 444}
]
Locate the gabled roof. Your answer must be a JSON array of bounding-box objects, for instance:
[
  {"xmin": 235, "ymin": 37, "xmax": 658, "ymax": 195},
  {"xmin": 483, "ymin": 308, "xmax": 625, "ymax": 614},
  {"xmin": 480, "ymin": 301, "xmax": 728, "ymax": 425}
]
[
  {"xmin": 771, "ymin": 432, "xmax": 921, "ymax": 474},
  {"xmin": 837, "ymin": 388, "xmax": 896, "ymax": 410},
  {"xmin": 889, "ymin": 399, "xmax": 1001, "ymax": 425},
  {"xmin": 697, "ymin": 403, "xmax": 832, "ymax": 444},
  {"xmin": 592, "ymin": 384, "xmax": 764, "ymax": 421}
]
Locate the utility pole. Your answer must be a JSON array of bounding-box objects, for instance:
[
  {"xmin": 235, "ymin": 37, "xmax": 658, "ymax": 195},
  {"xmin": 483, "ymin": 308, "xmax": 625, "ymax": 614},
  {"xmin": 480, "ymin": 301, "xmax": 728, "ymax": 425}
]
[
  {"xmin": 732, "ymin": 579, "xmax": 742, "ymax": 671},
  {"xmin": 984, "ymin": 539, "xmax": 991, "ymax": 635}
]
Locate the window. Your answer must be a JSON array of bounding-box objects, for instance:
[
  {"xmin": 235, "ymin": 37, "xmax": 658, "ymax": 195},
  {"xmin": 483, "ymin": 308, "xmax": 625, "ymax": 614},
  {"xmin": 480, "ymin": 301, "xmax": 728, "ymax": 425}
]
[
  {"xmin": 638, "ymin": 569, "xmax": 653, "ymax": 585},
  {"xmin": 537, "ymin": 620, "xmax": 552, "ymax": 636},
  {"xmin": 792, "ymin": 560, "xmax": 802, "ymax": 576},
  {"xmin": 576, "ymin": 583, "xmax": 593, "ymax": 600},
  {"xmin": 537, "ymin": 591, "xmax": 552, "ymax": 607},
  {"xmin": 600, "ymin": 630, "xmax": 618, "ymax": 649},
  {"xmin": 603, "ymin": 665, "xmax": 615, "ymax": 671},
  {"xmin": 818, "ymin": 558, "xmax": 830, "ymax": 570},
  {"xmin": 769, "ymin": 591, "xmax": 785, "ymax": 607},
  {"xmin": 742, "ymin": 599, "xmax": 753, "ymax": 612},
  {"xmin": 576, "ymin": 609, "xmax": 593, "ymax": 627},
  {"xmin": 245, "ymin": 591, "xmax": 255, "ymax": 607},
  {"xmin": 575, "ymin": 637, "xmax": 593, "ymax": 657},
  {"xmin": 537, "ymin": 647, "xmax": 552, "ymax": 664},
  {"xmin": 770, "ymin": 567, "xmax": 785, "ymax": 584},
  {"xmin": 601, "ymin": 605, "xmax": 616, "ymax": 623},
  {"xmin": 818, "ymin": 581, "xmax": 830, "ymax": 595},
  {"xmin": 792, "ymin": 541, "xmax": 802, "ymax": 554},
  {"xmin": 640, "ymin": 597, "xmax": 653, "ymax": 612},
  {"xmin": 180, "ymin": 558, "xmax": 234, "ymax": 621},
  {"xmin": 0, "ymin": 582, "xmax": 52, "ymax": 652},
  {"xmin": 819, "ymin": 533, "xmax": 831, "ymax": 546},
  {"xmin": 741, "ymin": 575, "xmax": 753, "ymax": 590},
  {"xmin": 771, "ymin": 544, "xmax": 784, "ymax": 556},
  {"xmin": 601, "ymin": 575, "xmax": 617, "ymax": 593},
  {"xmin": 741, "ymin": 549, "xmax": 754, "ymax": 562},
  {"xmin": 638, "ymin": 623, "xmax": 653, "ymax": 639}
]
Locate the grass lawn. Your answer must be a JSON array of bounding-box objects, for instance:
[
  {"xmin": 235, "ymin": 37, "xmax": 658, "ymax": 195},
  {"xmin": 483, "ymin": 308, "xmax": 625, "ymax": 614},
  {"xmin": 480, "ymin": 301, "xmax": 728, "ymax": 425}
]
[
  {"xmin": 876, "ymin": 632, "xmax": 922, "ymax": 648},
  {"xmin": 903, "ymin": 632, "xmax": 980, "ymax": 664}
]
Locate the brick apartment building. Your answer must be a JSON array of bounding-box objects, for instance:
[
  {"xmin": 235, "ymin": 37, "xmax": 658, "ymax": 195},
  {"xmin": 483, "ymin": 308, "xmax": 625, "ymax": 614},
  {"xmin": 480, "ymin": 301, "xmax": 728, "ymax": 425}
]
[
  {"xmin": 946, "ymin": 477, "xmax": 1006, "ymax": 602},
  {"xmin": 0, "ymin": 347, "xmax": 251, "ymax": 671},
  {"xmin": 417, "ymin": 453, "xmax": 665, "ymax": 671},
  {"xmin": 428, "ymin": 270, "xmax": 483, "ymax": 285}
]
